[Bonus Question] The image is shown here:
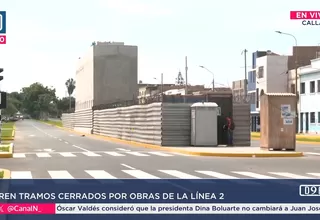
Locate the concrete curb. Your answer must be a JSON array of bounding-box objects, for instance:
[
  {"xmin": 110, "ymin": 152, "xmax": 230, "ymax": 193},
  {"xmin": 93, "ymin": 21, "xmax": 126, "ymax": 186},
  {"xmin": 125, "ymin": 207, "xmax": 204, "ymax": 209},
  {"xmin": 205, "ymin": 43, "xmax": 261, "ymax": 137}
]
[
  {"xmin": 0, "ymin": 143, "xmax": 13, "ymax": 158},
  {"xmin": 43, "ymin": 123, "xmax": 303, "ymax": 158},
  {"xmin": 251, "ymin": 136, "xmax": 320, "ymax": 145},
  {"xmin": 1, "ymin": 169, "xmax": 11, "ymax": 179}
]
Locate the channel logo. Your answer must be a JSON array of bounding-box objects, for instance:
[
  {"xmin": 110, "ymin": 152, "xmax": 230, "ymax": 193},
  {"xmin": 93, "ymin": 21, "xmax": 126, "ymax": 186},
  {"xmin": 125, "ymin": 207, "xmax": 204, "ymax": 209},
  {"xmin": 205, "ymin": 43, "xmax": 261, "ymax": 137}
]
[
  {"xmin": 0, "ymin": 11, "xmax": 6, "ymax": 34},
  {"xmin": 0, "ymin": 11, "xmax": 6, "ymax": 44}
]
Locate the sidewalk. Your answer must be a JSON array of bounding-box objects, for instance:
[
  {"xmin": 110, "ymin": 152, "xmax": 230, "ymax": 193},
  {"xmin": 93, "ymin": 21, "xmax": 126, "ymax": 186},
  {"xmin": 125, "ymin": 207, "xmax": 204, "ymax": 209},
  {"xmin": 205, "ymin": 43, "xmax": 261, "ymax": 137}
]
[{"xmin": 163, "ymin": 146, "xmax": 303, "ymax": 158}]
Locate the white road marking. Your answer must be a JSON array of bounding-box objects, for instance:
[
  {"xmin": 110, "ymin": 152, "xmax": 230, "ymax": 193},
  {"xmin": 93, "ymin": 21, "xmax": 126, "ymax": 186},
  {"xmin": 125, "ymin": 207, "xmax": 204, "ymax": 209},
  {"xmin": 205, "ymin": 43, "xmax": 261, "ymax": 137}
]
[
  {"xmin": 121, "ymin": 164, "xmax": 135, "ymax": 170},
  {"xmin": 69, "ymin": 135, "xmax": 74, "ymax": 137},
  {"xmin": 82, "ymin": 152, "xmax": 101, "ymax": 157},
  {"xmin": 58, "ymin": 139, "xmax": 62, "ymax": 141},
  {"xmin": 48, "ymin": 171, "xmax": 74, "ymax": 179},
  {"xmin": 60, "ymin": 152, "xmax": 76, "ymax": 157},
  {"xmin": 123, "ymin": 170, "xmax": 159, "ymax": 179},
  {"xmin": 36, "ymin": 153, "xmax": 51, "ymax": 158},
  {"xmin": 28, "ymin": 135, "xmax": 35, "ymax": 137},
  {"xmin": 196, "ymin": 171, "xmax": 239, "ymax": 179},
  {"xmin": 307, "ymin": 173, "xmax": 320, "ymax": 178},
  {"xmin": 171, "ymin": 152, "xmax": 193, "ymax": 156},
  {"xmin": 72, "ymin": 144, "xmax": 90, "ymax": 152},
  {"xmin": 54, "ymin": 137, "xmax": 57, "ymax": 139},
  {"xmin": 13, "ymin": 153, "xmax": 26, "ymax": 158},
  {"xmin": 116, "ymin": 148, "xmax": 131, "ymax": 151},
  {"xmin": 85, "ymin": 170, "xmax": 117, "ymax": 179},
  {"xmin": 125, "ymin": 152, "xmax": 149, "ymax": 157},
  {"xmin": 44, "ymin": 149, "xmax": 54, "ymax": 152},
  {"xmin": 64, "ymin": 141, "xmax": 69, "ymax": 144},
  {"xmin": 11, "ymin": 171, "xmax": 33, "ymax": 179},
  {"xmin": 305, "ymin": 152, "xmax": 320, "ymax": 156},
  {"xmin": 105, "ymin": 152, "xmax": 125, "ymax": 156},
  {"xmin": 232, "ymin": 171, "xmax": 276, "ymax": 179},
  {"xmin": 268, "ymin": 172, "xmax": 312, "ymax": 179},
  {"xmin": 159, "ymin": 170, "xmax": 201, "ymax": 179},
  {"xmin": 148, "ymin": 152, "xmax": 173, "ymax": 157}
]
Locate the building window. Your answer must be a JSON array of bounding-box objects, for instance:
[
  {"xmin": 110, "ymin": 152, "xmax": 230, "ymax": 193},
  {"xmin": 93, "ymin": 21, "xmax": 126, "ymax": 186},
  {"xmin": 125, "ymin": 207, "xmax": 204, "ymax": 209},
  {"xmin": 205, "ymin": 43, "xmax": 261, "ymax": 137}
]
[
  {"xmin": 317, "ymin": 80, "xmax": 320, "ymax": 92},
  {"xmin": 300, "ymin": 82, "xmax": 305, "ymax": 94},
  {"xmin": 310, "ymin": 81, "xmax": 315, "ymax": 93},
  {"xmin": 310, "ymin": 112, "xmax": 315, "ymax": 123},
  {"xmin": 318, "ymin": 112, "xmax": 320, "ymax": 123},
  {"xmin": 256, "ymin": 88, "xmax": 259, "ymax": 108},
  {"xmin": 257, "ymin": 67, "xmax": 264, "ymax": 78}
]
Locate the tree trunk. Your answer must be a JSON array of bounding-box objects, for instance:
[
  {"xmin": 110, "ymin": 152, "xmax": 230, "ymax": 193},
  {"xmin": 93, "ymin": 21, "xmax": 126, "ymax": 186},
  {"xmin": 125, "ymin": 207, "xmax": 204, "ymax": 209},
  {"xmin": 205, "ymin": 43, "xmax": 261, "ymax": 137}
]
[{"xmin": 69, "ymin": 95, "xmax": 71, "ymax": 111}]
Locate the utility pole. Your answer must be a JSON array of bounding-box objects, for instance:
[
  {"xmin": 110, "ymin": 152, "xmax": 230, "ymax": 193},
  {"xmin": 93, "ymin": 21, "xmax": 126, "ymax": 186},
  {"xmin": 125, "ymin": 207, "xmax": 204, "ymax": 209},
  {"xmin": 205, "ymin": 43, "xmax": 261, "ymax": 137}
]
[
  {"xmin": 185, "ymin": 56, "xmax": 188, "ymax": 103},
  {"xmin": 0, "ymin": 68, "xmax": 4, "ymax": 144},
  {"xmin": 243, "ymin": 49, "xmax": 248, "ymax": 99},
  {"xmin": 161, "ymin": 73, "xmax": 164, "ymax": 95}
]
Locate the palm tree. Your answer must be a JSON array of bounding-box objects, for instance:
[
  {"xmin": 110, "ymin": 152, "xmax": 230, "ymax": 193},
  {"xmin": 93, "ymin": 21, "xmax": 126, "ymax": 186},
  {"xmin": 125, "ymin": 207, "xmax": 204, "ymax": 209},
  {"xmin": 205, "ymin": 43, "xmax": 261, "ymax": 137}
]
[{"xmin": 65, "ymin": 78, "xmax": 76, "ymax": 110}]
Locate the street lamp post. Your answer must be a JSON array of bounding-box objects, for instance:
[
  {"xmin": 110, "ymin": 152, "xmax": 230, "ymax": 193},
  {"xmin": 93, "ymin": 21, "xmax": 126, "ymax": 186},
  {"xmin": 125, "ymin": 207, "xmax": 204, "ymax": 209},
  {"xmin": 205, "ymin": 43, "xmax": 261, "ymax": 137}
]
[
  {"xmin": 275, "ymin": 31, "xmax": 299, "ymax": 134},
  {"xmin": 153, "ymin": 73, "xmax": 164, "ymax": 95},
  {"xmin": 199, "ymin": 65, "xmax": 215, "ymax": 91}
]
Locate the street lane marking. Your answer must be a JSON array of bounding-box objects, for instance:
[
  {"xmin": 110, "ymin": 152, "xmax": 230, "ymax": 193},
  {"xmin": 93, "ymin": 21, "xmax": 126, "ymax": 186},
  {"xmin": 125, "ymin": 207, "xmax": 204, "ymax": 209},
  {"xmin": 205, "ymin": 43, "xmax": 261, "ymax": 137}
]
[
  {"xmin": 268, "ymin": 172, "xmax": 312, "ymax": 179},
  {"xmin": 148, "ymin": 152, "xmax": 173, "ymax": 157},
  {"xmin": 121, "ymin": 164, "xmax": 135, "ymax": 170},
  {"xmin": 117, "ymin": 148, "xmax": 131, "ymax": 151},
  {"xmin": 105, "ymin": 152, "xmax": 125, "ymax": 156},
  {"xmin": 64, "ymin": 141, "xmax": 69, "ymax": 144},
  {"xmin": 232, "ymin": 171, "xmax": 276, "ymax": 179},
  {"xmin": 72, "ymin": 144, "xmax": 90, "ymax": 152},
  {"xmin": 82, "ymin": 152, "xmax": 101, "ymax": 157},
  {"xmin": 13, "ymin": 153, "xmax": 26, "ymax": 158},
  {"xmin": 58, "ymin": 139, "xmax": 62, "ymax": 141},
  {"xmin": 60, "ymin": 152, "xmax": 76, "ymax": 157},
  {"xmin": 123, "ymin": 170, "xmax": 159, "ymax": 179},
  {"xmin": 85, "ymin": 170, "xmax": 117, "ymax": 179},
  {"xmin": 196, "ymin": 171, "xmax": 239, "ymax": 179},
  {"xmin": 11, "ymin": 171, "xmax": 33, "ymax": 179},
  {"xmin": 48, "ymin": 171, "xmax": 74, "ymax": 179},
  {"xmin": 54, "ymin": 137, "xmax": 57, "ymax": 139},
  {"xmin": 305, "ymin": 152, "xmax": 320, "ymax": 156},
  {"xmin": 171, "ymin": 152, "xmax": 193, "ymax": 156},
  {"xmin": 307, "ymin": 173, "xmax": 320, "ymax": 178},
  {"xmin": 125, "ymin": 152, "xmax": 149, "ymax": 157},
  {"xmin": 36, "ymin": 153, "xmax": 51, "ymax": 158},
  {"xmin": 159, "ymin": 170, "xmax": 201, "ymax": 179}
]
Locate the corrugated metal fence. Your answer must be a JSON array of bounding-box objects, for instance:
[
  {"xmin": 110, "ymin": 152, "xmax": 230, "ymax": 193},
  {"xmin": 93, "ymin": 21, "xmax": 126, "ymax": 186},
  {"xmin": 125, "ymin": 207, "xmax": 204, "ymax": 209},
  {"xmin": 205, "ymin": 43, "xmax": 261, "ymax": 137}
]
[
  {"xmin": 233, "ymin": 103, "xmax": 251, "ymax": 146},
  {"xmin": 61, "ymin": 102, "xmax": 250, "ymax": 146},
  {"xmin": 61, "ymin": 113, "xmax": 75, "ymax": 129}
]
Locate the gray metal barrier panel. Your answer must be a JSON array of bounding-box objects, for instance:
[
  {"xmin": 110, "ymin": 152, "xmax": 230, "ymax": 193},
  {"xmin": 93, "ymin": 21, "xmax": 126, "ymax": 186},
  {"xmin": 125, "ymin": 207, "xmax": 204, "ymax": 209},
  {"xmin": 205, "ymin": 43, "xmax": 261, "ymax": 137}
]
[
  {"xmin": 61, "ymin": 113, "xmax": 75, "ymax": 129},
  {"xmin": 161, "ymin": 103, "xmax": 192, "ymax": 146},
  {"xmin": 233, "ymin": 103, "xmax": 251, "ymax": 146},
  {"xmin": 93, "ymin": 103, "xmax": 162, "ymax": 145},
  {"xmin": 74, "ymin": 109, "xmax": 93, "ymax": 133}
]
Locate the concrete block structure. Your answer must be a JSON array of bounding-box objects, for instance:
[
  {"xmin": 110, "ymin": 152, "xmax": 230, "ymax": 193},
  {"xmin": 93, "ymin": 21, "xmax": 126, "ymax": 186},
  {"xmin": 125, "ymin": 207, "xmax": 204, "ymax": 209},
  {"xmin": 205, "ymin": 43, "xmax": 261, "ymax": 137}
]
[{"xmin": 75, "ymin": 41, "xmax": 138, "ymax": 133}]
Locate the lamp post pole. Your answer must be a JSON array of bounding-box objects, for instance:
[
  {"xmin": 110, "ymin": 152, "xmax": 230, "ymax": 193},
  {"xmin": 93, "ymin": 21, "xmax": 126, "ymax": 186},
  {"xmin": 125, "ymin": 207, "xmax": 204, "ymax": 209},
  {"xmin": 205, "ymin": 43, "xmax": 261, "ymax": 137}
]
[
  {"xmin": 199, "ymin": 65, "xmax": 215, "ymax": 91},
  {"xmin": 275, "ymin": 31, "xmax": 299, "ymax": 134}
]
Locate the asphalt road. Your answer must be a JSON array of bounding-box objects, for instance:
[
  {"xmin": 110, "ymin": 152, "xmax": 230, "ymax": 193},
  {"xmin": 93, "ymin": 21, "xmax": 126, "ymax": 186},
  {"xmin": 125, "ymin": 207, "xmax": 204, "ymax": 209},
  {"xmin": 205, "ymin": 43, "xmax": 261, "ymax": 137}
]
[{"xmin": 0, "ymin": 120, "xmax": 319, "ymax": 180}]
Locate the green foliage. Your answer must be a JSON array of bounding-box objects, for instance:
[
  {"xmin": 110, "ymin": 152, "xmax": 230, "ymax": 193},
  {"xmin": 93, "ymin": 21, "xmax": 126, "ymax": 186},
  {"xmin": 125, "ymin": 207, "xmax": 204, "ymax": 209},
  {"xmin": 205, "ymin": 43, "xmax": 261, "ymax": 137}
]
[{"xmin": 3, "ymin": 78, "xmax": 76, "ymax": 119}]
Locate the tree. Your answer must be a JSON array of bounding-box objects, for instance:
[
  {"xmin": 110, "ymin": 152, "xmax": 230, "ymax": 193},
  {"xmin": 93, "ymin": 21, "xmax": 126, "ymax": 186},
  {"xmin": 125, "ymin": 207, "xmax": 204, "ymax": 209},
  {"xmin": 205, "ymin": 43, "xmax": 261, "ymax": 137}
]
[
  {"xmin": 65, "ymin": 78, "xmax": 76, "ymax": 110},
  {"xmin": 21, "ymin": 82, "xmax": 57, "ymax": 119}
]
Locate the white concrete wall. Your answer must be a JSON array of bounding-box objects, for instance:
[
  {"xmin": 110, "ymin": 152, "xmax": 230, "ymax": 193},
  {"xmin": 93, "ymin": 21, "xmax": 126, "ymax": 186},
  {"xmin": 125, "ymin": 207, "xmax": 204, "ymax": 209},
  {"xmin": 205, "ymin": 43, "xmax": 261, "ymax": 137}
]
[
  {"xmin": 266, "ymin": 56, "xmax": 288, "ymax": 93},
  {"xmin": 299, "ymin": 58, "xmax": 320, "ymax": 133},
  {"xmin": 255, "ymin": 55, "xmax": 289, "ymax": 111},
  {"xmin": 93, "ymin": 42, "xmax": 138, "ymax": 106},
  {"xmin": 75, "ymin": 47, "xmax": 94, "ymax": 110}
]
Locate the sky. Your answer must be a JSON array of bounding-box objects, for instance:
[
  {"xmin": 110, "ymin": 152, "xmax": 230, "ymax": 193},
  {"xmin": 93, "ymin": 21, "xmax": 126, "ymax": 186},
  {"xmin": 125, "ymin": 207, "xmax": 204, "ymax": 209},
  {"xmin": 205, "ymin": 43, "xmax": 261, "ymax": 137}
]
[{"xmin": 0, "ymin": 0, "xmax": 319, "ymax": 98}]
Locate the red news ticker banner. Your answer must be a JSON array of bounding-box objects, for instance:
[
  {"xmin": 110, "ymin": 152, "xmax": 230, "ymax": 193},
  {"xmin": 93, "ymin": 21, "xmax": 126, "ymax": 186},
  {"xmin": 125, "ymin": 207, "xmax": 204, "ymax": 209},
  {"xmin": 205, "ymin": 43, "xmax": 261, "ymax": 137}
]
[
  {"xmin": 0, "ymin": 35, "xmax": 6, "ymax": 44},
  {"xmin": 0, "ymin": 203, "xmax": 55, "ymax": 214},
  {"xmin": 290, "ymin": 11, "xmax": 320, "ymax": 19}
]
